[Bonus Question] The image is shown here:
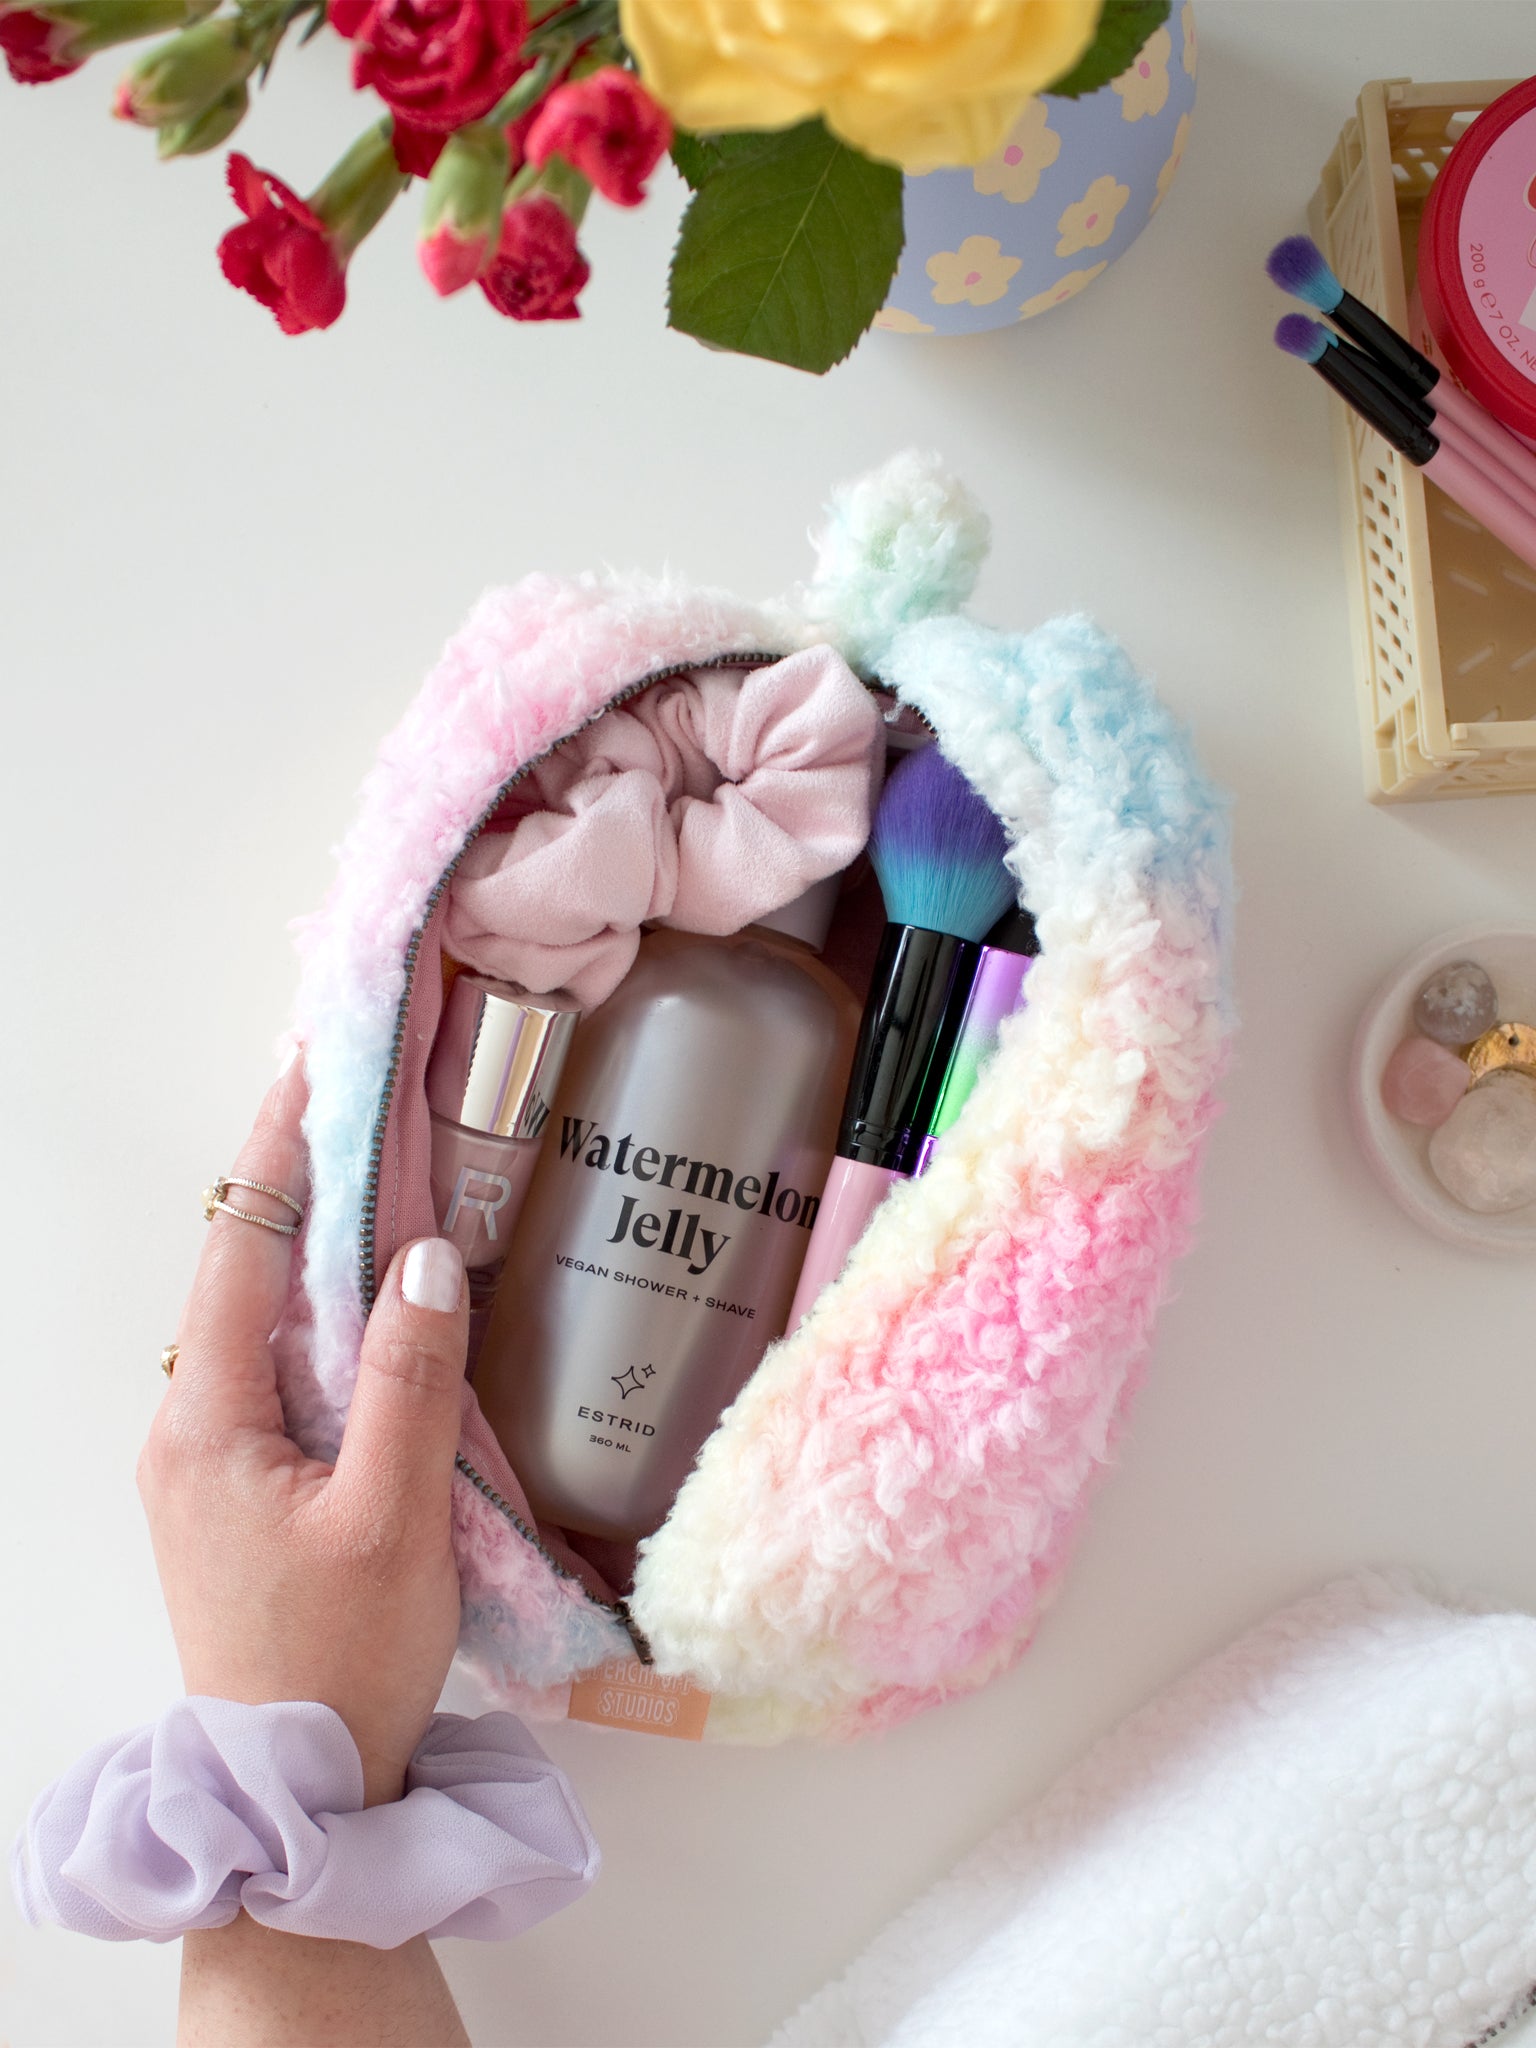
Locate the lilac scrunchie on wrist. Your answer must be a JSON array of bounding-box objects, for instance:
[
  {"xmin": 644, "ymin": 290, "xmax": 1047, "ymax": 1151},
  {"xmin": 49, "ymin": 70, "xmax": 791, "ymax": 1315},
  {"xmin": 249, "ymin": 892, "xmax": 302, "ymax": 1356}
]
[{"xmin": 12, "ymin": 1699, "xmax": 599, "ymax": 1948}]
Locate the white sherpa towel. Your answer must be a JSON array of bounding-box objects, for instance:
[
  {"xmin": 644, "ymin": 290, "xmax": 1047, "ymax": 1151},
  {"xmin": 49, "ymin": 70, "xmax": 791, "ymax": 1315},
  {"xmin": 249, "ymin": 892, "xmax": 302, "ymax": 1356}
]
[{"xmin": 769, "ymin": 1573, "xmax": 1536, "ymax": 2048}]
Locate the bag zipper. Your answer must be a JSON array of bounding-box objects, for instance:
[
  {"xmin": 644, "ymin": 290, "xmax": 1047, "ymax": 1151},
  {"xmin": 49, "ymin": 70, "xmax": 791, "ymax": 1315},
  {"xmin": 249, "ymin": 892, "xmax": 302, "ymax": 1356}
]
[{"xmin": 353, "ymin": 651, "xmax": 788, "ymax": 1658}]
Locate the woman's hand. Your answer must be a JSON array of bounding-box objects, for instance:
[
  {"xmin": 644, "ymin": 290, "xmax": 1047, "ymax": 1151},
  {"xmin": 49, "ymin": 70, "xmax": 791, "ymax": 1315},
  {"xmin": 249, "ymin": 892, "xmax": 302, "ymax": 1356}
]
[{"xmin": 138, "ymin": 1056, "xmax": 469, "ymax": 1808}]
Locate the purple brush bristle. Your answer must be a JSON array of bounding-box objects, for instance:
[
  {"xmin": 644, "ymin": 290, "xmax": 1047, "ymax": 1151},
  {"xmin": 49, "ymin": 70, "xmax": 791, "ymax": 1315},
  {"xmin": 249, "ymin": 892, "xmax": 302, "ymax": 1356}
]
[
  {"xmin": 1274, "ymin": 312, "xmax": 1331, "ymax": 363},
  {"xmin": 868, "ymin": 745, "xmax": 1014, "ymax": 940},
  {"xmin": 1265, "ymin": 234, "xmax": 1344, "ymax": 313}
]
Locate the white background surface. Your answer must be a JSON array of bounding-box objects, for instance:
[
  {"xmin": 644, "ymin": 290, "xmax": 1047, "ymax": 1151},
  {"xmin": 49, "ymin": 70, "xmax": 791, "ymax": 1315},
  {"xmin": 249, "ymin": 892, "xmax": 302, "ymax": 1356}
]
[{"xmin": 5, "ymin": 5, "xmax": 1536, "ymax": 2044}]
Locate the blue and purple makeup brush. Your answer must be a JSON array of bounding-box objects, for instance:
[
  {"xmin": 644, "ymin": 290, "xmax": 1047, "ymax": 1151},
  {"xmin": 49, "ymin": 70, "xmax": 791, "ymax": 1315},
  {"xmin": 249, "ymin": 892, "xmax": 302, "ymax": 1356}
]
[
  {"xmin": 1267, "ymin": 234, "xmax": 1434, "ymax": 394},
  {"xmin": 787, "ymin": 744, "xmax": 1014, "ymax": 1329},
  {"xmin": 867, "ymin": 739, "xmax": 1013, "ymax": 945},
  {"xmin": 1267, "ymin": 233, "xmax": 1536, "ymax": 506},
  {"xmin": 1272, "ymin": 311, "xmax": 1536, "ymax": 572},
  {"xmin": 1273, "ymin": 313, "xmax": 1434, "ymax": 449}
]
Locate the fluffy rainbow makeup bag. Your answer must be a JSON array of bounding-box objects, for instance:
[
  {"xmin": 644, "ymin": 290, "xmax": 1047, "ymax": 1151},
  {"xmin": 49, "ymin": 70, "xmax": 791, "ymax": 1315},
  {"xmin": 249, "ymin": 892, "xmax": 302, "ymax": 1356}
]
[{"xmin": 272, "ymin": 453, "xmax": 1233, "ymax": 1745}]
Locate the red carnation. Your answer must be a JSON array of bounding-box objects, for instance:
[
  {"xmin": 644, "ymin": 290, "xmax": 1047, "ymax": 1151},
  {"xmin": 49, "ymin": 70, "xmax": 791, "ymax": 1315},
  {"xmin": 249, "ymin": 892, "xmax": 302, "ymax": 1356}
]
[
  {"xmin": 0, "ymin": 8, "xmax": 81, "ymax": 82},
  {"xmin": 478, "ymin": 193, "xmax": 588, "ymax": 321},
  {"xmin": 390, "ymin": 121, "xmax": 446, "ymax": 177},
  {"xmin": 327, "ymin": 0, "xmax": 527, "ymax": 133},
  {"xmin": 525, "ymin": 66, "xmax": 671, "ymax": 208},
  {"xmin": 217, "ymin": 154, "xmax": 347, "ymax": 336}
]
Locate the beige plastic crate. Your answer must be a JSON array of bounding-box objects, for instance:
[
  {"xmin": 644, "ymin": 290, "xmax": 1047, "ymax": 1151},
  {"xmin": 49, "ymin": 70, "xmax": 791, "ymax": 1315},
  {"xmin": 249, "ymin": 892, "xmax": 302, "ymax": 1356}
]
[{"xmin": 1310, "ymin": 78, "xmax": 1536, "ymax": 802}]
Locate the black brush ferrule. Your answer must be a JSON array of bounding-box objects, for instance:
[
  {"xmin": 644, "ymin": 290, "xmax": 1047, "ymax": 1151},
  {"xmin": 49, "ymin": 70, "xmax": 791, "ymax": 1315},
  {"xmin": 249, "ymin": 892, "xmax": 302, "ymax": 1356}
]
[
  {"xmin": 1337, "ymin": 330, "xmax": 1435, "ymax": 432},
  {"xmin": 985, "ymin": 907, "xmax": 1041, "ymax": 955},
  {"xmin": 1331, "ymin": 290, "xmax": 1437, "ymax": 397},
  {"xmin": 1313, "ymin": 348, "xmax": 1438, "ymax": 465},
  {"xmin": 836, "ymin": 923, "xmax": 982, "ymax": 1172}
]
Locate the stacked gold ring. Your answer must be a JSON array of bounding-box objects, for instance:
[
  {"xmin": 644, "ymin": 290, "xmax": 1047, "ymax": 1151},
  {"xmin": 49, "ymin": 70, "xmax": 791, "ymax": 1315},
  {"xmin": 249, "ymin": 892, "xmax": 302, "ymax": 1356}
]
[
  {"xmin": 201, "ymin": 1174, "xmax": 305, "ymax": 1237},
  {"xmin": 165, "ymin": 1173, "xmax": 306, "ymax": 1377}
]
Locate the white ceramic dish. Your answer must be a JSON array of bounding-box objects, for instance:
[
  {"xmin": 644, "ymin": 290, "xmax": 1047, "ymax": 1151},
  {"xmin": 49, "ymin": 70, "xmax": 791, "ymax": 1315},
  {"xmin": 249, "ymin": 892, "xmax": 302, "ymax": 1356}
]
[{"xmin": 1351, "ymin": 923, "xmax": 1536, "ymax": 1255}]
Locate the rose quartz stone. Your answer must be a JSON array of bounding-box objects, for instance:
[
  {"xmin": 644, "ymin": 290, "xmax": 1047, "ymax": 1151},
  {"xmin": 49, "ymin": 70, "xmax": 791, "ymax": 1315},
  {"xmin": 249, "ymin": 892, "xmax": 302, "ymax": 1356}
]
[{"xmin": 1381, "ymin": 1034, "xmax": 1469, "ymax": 1127}]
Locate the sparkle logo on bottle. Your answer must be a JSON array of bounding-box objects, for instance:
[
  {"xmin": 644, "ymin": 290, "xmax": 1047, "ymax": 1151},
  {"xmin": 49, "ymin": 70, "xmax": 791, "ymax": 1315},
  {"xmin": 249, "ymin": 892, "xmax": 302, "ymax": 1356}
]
[{"xmin": 443, "ymin": 1165, "xmax": 514, "ymax": 1241}]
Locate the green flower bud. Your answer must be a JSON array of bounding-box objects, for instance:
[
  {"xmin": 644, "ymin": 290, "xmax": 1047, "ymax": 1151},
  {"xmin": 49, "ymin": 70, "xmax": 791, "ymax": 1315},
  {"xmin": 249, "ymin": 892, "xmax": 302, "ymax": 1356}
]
[
  {"xmin": 36, "ymin": 0, "xmax": 217, "ymax": 65},
  {"xmin": 418, "ymin": 125, "xmax": 509, "ymax": 293},
  {"xmin": 156, "ymin": 77, "xmax": 249, "ymax": 157},
  {"xmin": 532, "ymin": 152, "xmax": 592, "ymax": 229},
  {"xmin": 114, "ymin": 15, "xmax": 252, "ymax": 130}
]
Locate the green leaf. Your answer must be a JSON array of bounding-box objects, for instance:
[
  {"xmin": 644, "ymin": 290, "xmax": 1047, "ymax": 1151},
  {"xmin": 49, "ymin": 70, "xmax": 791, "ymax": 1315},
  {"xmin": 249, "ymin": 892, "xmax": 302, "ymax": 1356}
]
[
  {"xmin": 1047, "ymin": 0, "xmax": 1171, "ymax": 99},
  {"xmin": 670, "ymin": 128, "xmax": 782, "ymax": 190},
  {"xmin": 667, "ymin": 119, "xmax": 904, "ymax": 375},
  {"xmin": 670, "ymin": 132, "xmax": 721, "ymax": 191}
]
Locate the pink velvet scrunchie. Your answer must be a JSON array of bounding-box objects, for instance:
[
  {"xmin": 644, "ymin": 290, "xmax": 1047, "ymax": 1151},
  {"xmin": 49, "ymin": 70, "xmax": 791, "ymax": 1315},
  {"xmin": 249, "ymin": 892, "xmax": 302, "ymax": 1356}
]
[
  {"xmin": 443, "ymin": 645, "xmax": 883, "ymax": 1009},
  {"xmin": 12, "ymin": 1699, "xmax": 598, "ymax": 1948}
]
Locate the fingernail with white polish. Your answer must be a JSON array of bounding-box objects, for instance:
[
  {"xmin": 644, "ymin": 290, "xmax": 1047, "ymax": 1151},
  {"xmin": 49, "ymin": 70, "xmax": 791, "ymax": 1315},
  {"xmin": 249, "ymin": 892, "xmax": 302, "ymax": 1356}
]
[
  {"xmin": 278, "ymin": 1039, "xmax": 301, "ymax": 1076},
  {"xmin": 403, "ymin": 1238, "xmax": 463, "ymax": 1313}
]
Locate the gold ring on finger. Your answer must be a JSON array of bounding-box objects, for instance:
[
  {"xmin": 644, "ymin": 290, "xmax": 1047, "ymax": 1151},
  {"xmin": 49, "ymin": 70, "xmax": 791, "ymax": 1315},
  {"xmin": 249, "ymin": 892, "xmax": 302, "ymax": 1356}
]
[{"xmin": 201, "ymin": 1174, "xmax": 304, "ymax": 1237}]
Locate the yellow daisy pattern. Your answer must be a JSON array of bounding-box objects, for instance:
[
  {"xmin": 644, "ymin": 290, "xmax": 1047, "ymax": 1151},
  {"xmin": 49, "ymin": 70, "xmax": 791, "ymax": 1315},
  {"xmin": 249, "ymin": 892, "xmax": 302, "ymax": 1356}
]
[
  {"xmin": 972, "ymin": 98, "xmax": 1060, "ymax": 205},
  {"xmin": 1018, "ymin": 262, "xmax": 1107, "ymax": 321},
  {"xmin": 1112, "ymin": 24, "xmax": 1171, "ymax": 122},
  {"xmin": 1149, "ymin": 111, "xmax": 1192, "ymax": 214},
  {"xmin": 1181, "ymin": 2, "xmax": 1197, "ymax": 76},
  {"xmin": 927, "ymin": 235, "xmax": 1023, "ymax": 307},
  {"xmin": 1054, "ymin": 173, "xmax": 1129, "ymax": 257},
  {"xmin": 873, "ymin": 307, "xmax": 937, "ymax": 334}
]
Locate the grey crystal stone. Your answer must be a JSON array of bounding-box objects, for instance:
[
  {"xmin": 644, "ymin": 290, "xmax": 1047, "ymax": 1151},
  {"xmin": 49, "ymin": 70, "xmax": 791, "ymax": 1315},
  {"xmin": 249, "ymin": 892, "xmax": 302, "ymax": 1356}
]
[{"xmin": 1413, "ymin": 960, "xmax": 1499, "ymax": 1047}]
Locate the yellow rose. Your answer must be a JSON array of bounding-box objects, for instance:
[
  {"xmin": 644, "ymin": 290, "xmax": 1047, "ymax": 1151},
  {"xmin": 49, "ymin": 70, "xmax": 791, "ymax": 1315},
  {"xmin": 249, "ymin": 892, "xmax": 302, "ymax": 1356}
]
[{"xmin": 618, "ymin": 0, "xmax": 1103, "ymax": 174}]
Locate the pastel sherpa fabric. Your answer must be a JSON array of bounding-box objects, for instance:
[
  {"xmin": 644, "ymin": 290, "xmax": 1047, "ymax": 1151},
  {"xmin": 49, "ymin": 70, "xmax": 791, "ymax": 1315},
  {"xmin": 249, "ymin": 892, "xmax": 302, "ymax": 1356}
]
[
  {"xmin": 281, "ymin": 572, "xmax": 793, "ymax": 1451},
  {"xmin": 767, "ymin": 1572, "xmax": 1536, "ymax": 2048},
  {"xmin": 270, "ymin": 452, "xmax": 1233, "ymax": 1743}
]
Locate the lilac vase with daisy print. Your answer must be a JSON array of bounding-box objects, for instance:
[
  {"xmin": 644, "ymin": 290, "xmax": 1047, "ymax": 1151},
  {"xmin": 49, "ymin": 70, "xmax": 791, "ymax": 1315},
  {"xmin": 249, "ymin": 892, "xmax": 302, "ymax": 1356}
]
[{"xmin": 877, "ymin": 2, "xmax": 1197, "ymax": 337}]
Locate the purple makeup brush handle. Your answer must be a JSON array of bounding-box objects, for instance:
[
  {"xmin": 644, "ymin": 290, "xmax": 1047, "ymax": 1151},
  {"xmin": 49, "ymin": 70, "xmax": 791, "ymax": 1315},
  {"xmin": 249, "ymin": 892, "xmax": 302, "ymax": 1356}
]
[
  {"xmin": 1432, "ymin": 374, "xmax": 1536, "ymax": 512},
  {"xmin": 1425, "ymin": 438, "xmax": 1536, "ymax": 574}
]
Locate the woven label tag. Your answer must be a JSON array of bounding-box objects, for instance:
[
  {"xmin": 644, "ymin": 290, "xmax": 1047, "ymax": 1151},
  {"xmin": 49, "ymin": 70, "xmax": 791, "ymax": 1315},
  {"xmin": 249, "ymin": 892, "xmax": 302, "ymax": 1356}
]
[{"xmin": 567, "ymin": 1657, "xmax": 711, "ymax": 1740}]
